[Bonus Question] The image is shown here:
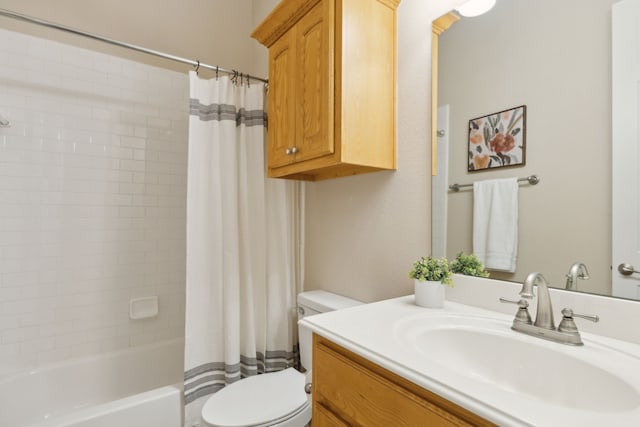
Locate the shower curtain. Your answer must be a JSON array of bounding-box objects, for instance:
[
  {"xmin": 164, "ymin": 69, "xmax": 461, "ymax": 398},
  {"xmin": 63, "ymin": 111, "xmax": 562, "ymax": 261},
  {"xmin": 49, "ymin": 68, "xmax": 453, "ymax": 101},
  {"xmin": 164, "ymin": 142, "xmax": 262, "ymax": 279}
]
[{"xmin": 183, "ymin": 71, "xmax": 302, "ymax": 426}]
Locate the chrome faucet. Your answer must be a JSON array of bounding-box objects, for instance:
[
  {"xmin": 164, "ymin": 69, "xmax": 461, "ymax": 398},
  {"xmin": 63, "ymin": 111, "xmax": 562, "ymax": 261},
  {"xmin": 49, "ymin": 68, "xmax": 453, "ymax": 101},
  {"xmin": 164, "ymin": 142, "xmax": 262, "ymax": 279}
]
[
  {"xmin": 521, "ymin": 272, "xmax": 555, "ymax": 329},
  {"xmin": 565, "ymin": 262, "xmax": 590, "ymax": 291},
  {"xmin": 500, "ymin": 272, "xmax": 599, "ymax": 346}
]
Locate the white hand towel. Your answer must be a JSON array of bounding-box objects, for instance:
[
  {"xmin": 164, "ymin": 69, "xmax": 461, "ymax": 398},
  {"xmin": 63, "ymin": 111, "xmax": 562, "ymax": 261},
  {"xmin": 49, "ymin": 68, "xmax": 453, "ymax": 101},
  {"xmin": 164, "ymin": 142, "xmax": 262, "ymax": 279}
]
[{"xmin": 473, "ymin": 178, "xmax": 519, "ymax": 272}]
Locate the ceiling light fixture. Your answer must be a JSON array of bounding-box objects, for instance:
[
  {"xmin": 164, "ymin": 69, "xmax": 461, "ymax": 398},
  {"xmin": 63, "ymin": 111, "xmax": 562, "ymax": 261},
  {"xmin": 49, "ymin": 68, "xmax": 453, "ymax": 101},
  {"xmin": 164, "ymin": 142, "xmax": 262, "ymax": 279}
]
[{"xmin": 456, "ymin": 0, "xmax": 496, "ymax": 17}]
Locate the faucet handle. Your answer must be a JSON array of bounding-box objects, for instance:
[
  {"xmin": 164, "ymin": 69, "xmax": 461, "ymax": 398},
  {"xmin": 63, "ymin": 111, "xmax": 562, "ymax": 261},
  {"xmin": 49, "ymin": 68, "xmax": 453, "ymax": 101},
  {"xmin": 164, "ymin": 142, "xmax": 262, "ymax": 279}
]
[
  {"xmin": 558, "ymin": 308, "xmax": 599, "ymax": 334},
  {"xmin": 499, "ymin": 297, "xmax": 528, "ymax": 308},
  {"xmin": 499, "ymin": 298, "xmax": 532, "ymax": 324},
  {"xmin": 561, "ymin": 308, "xmax": 599, "ymax": 323}
]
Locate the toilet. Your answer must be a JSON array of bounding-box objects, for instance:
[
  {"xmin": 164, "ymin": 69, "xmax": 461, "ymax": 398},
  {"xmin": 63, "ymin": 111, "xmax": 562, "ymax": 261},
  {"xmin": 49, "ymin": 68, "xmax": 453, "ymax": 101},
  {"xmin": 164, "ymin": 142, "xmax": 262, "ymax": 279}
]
[{"xmin": 201, "ymin": 290, "xmax": 362, "ymax": 427}]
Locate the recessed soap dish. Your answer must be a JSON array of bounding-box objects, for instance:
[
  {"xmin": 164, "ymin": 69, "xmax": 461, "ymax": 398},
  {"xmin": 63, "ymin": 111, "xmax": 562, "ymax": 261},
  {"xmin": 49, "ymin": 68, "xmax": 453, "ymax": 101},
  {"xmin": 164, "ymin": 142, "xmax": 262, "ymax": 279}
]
[{"xmin": 129, "ymin": 296, "xmax": 159, "ymax": 320}]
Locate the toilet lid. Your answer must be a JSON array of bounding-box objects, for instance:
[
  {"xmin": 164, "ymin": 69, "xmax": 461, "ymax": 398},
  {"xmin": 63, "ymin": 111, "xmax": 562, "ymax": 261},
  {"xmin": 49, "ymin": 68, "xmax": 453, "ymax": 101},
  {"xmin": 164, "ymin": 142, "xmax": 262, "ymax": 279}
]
[{"xmin": 201, "ymin": 368, "xmax": 308, "ymax": 427}]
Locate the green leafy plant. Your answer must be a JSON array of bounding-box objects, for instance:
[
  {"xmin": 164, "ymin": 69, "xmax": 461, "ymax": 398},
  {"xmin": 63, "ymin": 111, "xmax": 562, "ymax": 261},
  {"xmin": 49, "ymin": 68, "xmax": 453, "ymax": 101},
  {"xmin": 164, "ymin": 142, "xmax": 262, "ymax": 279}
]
[
  {"xmin": 408, "ymin": 256, "xmax": 453, "ymax": 286},
  {"xmin": 450, "ymin": 252, "xmax": 490, "ymax": 278}
]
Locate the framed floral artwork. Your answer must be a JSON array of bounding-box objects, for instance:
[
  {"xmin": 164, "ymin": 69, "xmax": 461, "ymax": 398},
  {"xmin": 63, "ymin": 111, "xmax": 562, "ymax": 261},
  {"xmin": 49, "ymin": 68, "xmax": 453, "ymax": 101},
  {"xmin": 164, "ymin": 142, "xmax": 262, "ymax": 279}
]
[{"xmin": 468, "ymin": 105, "xmax": 526, "ymax": 171}]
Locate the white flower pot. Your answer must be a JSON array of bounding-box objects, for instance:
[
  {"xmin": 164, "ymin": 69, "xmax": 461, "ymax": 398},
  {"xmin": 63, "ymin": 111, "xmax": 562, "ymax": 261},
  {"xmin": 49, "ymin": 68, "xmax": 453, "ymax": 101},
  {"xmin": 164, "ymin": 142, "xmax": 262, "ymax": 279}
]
[{"xmin": 414, "ymin": 279, "xmax": 445, "ymax": 308}]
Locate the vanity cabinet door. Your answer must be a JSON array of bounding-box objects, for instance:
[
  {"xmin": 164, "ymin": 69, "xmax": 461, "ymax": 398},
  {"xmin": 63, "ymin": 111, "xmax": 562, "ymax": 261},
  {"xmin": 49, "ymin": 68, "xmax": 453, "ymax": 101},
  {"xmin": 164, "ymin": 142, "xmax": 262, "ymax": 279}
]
[
  {"xmin": 313, "ymin": 334, "xmax": 496, "ymax": 426},
  {"xmin": 314, "ymin": 403, "xmax": 351, "ymax": 427}
]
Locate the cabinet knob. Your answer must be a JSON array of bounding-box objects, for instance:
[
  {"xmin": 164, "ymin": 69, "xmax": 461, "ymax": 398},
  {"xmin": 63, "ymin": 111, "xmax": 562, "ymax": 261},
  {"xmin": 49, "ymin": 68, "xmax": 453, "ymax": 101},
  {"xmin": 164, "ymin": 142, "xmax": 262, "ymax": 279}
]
[
  {"xmin": 285, "ymin": 148, "xmax": 292, "ymax": 155},
  {"xmin": 291, "ymin": 146, "xmax": 298, "ymax": 154}
]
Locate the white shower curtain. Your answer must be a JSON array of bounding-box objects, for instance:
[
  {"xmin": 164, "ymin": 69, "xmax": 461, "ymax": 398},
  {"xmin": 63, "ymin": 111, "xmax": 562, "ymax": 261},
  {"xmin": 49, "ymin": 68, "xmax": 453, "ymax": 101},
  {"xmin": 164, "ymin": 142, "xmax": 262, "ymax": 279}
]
[{"xmin": 183, "ymin": 71, "xmax": 302, "ymax": 427}]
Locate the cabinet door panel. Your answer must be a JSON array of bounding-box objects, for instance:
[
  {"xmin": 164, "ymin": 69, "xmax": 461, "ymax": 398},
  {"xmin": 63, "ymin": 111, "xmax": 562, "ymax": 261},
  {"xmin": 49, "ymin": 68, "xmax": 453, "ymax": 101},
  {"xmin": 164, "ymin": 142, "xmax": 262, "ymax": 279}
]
[
  {"xmin": 268, "ymin": 29, "xmax": 297, "ymax": 168},
  {"xmin": 313, "ymin": 403, "xmax": 350, "ymax": 427},
  {"xmin": 313, "ymin": 335, "xmax": 495, "ymax": 427},
  {"xmin": 295, "ymin": 0, "xmax": 334, "ymax": 162}
]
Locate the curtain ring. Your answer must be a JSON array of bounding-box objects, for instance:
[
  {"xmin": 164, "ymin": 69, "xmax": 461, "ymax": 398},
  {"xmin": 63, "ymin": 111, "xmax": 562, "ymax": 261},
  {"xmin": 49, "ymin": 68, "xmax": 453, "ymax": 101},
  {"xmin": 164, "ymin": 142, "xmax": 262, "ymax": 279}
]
[
  {"xmin": 216, "ymin": 66, "xmax": 219, "ymax": 80},
  {"xmin": 194, "ymin": 60, "xmax": 200, "ymax": 73}
]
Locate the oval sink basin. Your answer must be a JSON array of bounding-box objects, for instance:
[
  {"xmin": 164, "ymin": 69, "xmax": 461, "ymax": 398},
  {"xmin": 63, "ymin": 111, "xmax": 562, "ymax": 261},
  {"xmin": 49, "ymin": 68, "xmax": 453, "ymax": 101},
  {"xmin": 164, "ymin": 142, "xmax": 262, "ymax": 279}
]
[{"xmin": 394, "ymin": 314, "xmax": 640, "ymax": 412}]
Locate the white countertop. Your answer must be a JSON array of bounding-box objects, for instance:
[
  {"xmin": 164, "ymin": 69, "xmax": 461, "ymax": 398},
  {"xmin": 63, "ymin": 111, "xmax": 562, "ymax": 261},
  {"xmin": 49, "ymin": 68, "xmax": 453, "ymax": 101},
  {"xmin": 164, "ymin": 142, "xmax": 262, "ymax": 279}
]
[{"xmin": 301, "ymin": 296, "xmax": 640, "ymax": 426}]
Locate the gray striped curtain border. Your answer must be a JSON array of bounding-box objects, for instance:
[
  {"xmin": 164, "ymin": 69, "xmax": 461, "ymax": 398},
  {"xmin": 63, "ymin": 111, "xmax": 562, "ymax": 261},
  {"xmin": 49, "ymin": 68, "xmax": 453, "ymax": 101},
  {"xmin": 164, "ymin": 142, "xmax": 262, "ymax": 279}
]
[
  {"xmin": 189, "ymin": 99, "xmax": 267, "ymax": 127},
  {"xmin": 184, "ymin": 348, "xmax": 298, "ymax": 405}
]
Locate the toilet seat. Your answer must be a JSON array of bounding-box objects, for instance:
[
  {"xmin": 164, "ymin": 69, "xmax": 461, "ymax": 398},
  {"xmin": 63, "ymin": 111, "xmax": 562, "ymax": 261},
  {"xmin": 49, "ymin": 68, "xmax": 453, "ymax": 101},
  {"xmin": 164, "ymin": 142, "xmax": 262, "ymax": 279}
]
[{"xmin": 202, "ymin": 368, "xmax": 310, "ymax": 427}]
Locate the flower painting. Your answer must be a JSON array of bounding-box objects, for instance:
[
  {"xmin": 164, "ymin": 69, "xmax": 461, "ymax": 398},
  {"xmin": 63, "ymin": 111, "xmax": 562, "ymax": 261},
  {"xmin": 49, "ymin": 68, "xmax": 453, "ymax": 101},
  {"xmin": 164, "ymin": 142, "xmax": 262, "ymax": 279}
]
[{"xmin": 468, "ymin": 105, "xmax": 526, "ymax": 171}]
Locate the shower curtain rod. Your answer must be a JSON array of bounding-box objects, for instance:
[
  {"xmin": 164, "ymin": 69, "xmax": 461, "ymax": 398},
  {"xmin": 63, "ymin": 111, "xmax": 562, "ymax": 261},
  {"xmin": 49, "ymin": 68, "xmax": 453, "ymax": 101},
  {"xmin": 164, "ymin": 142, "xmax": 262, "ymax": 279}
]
[{"xmin": 0, "ymin": 8, "xmax": 268, "ymax": 84}]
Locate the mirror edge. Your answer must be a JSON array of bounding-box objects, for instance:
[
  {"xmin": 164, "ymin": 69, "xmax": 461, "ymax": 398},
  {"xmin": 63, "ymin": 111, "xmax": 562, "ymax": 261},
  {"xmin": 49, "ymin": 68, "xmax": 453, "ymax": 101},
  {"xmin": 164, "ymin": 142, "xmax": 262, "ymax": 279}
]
[{"xmin": 431, "ymin": 12, "xmax": 460, "ymax": 176}]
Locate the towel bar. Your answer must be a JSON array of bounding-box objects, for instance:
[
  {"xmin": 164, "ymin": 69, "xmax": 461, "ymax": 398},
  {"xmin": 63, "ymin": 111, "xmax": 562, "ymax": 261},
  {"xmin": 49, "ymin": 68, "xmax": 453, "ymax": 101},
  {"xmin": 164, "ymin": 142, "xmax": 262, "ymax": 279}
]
[{"xmin": 449, "ymin": 174, "xmax": 539, "ymax": 192}]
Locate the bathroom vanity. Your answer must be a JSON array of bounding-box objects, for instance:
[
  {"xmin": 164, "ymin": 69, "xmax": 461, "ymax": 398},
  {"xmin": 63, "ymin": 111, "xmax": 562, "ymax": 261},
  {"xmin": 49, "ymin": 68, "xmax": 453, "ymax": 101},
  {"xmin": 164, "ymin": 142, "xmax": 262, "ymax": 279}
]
[
  {"xmin": 313, "ymin": 334, "xmax": 493, "ymax": 426},
  {"xmin": 301, "ymin": 276, "xmax": 640, "ymax": 426}
]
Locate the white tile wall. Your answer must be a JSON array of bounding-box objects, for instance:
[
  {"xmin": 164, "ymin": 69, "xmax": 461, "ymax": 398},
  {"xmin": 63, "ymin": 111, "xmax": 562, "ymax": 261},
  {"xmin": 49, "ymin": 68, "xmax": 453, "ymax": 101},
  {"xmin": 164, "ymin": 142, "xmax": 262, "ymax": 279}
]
[{"xmin": 0, "ymin": 28, "xmax": 188, "ymax": 375}]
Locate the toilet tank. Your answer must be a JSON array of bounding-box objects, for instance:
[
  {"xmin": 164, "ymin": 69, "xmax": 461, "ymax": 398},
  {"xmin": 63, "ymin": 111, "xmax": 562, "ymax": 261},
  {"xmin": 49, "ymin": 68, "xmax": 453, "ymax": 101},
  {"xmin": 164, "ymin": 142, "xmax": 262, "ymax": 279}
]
[{"xmin": 297, "ymin": 290, "xmax": 362, "ymax": 372}]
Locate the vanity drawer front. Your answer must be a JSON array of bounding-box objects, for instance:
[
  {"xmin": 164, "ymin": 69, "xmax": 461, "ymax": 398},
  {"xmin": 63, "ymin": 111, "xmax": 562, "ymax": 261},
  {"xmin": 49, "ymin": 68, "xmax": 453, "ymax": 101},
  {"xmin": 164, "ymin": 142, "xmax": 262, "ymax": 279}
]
[{"xmin": 313, "ymin": 335, "xmax": 495, "ymax": 427}]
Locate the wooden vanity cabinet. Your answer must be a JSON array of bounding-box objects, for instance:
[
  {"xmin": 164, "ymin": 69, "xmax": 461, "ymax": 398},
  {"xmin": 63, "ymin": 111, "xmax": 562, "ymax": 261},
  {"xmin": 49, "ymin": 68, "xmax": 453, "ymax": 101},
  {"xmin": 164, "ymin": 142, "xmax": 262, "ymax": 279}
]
[
  {"xmin": 251, "ymin": 0, "xmax": 399, "ymax": 181},
  {"xmin": 312, "ymin": 335, "xmax": 496, "ymax": 426}
]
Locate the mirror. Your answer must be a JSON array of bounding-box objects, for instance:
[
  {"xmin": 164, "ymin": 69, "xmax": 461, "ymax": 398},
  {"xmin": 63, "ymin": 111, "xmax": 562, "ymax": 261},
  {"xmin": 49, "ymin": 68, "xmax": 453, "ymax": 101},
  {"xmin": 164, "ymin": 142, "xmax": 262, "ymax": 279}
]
[{"xmin": 433, "ymin": 0, "xmax": 618, "ymax": 297}]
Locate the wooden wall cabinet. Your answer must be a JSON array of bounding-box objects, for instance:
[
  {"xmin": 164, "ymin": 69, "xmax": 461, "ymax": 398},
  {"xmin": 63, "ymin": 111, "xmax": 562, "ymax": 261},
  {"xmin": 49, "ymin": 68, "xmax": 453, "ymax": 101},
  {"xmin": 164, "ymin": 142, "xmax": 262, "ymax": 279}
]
[
  {"xmin": 252, "ymin": 0, "xmax": 400, "ymax": 181},
  {"xmin": 312, "ymin": 334, "xmax": 497, "ymax": 426}
]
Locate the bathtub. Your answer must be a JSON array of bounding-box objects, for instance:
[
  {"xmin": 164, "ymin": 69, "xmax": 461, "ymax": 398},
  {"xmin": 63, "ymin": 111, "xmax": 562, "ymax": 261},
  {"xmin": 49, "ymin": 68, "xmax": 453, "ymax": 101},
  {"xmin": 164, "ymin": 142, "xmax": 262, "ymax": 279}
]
[{"xmin": 0, "ymin": 339, "xmax": 184, "ymax": 427}]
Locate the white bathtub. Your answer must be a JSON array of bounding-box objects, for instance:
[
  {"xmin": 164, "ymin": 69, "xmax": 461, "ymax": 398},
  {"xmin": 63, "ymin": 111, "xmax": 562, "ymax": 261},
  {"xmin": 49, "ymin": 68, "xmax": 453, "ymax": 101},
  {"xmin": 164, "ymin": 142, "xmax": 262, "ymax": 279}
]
[{"xmin": 0, "ymin": 339, "xmax": 184, "ymax": 427}]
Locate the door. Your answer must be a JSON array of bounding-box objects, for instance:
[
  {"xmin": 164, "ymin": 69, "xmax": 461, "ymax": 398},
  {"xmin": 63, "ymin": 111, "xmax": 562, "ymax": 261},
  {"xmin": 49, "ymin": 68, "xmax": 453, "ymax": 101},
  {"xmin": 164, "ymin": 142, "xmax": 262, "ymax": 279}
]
[{"xmin": 612, "ymin": 0, "xmax": 640, "ymax": 300}]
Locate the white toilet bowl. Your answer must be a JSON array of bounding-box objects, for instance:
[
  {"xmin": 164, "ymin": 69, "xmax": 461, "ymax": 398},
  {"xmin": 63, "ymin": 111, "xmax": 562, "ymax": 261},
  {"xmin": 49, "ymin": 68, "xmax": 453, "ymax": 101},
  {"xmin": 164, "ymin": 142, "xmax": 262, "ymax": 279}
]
[
  {"xmin": 201, "ymin": 291, "xmax": 362, "ymax": 427},
  {"xmin": 201, "ymin": 368, "xmax": 311, "ymax": 427}
]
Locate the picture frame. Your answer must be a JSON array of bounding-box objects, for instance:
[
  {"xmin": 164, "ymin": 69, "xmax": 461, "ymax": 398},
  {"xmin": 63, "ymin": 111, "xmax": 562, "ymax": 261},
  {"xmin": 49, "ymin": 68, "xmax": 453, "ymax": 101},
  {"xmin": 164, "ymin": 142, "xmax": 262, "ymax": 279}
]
[{"xmin": 468, "ymin": 105, "xmax": 526, "ymax": 172}]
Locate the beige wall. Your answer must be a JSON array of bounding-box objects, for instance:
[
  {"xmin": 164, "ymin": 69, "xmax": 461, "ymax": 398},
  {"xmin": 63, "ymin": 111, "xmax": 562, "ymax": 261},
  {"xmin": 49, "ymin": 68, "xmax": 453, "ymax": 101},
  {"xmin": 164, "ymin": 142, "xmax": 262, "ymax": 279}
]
[
  {"xmin": 252, "ymin": 0, "xmax": 437, "ymax": 303},
  {"xmin": 0, "ymin": 0, "xmax": 256, "ymax": 79},
  {"xmin": 300, "ymin": 0, "xmax": 459, "ymax": 303},
  {"xmin": 439, "ymin": 0, "xmax": 613, "ymax": 294},
  {"xmin": 252, "ymin": 0, "xmax": 462, "ymax": 303},
  {"xmin": 251, "ymin": 0, "xmax": 276, "ymax": 76},
  {"xmin": 0, "ymin": 0, "xmax": 468, "ymax": 304}
]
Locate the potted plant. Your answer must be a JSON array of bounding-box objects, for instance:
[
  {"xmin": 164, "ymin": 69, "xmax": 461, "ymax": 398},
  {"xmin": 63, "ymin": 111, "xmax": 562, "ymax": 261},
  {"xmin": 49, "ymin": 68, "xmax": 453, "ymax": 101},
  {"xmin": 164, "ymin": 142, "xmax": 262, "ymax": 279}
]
[
  {"xmin": 450, "ymin": 252, "xmax": 490, "ymax": 278},
  {"xmin": 408, "ymin": 256, "xmax": 452, "ymax": 308}
]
